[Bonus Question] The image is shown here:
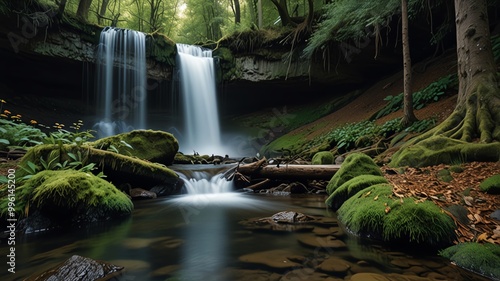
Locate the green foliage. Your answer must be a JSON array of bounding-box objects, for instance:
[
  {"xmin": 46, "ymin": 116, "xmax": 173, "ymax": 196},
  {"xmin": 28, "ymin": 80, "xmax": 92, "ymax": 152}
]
[
  {"xmin": 303, "ymin": 0, "xmax": 425, "ymax": 58},
  {"xmin": 440, "ymin": 242, "xmax": 500, "ymax": 279},
  {"xmin": 374, "ymin": 74, "xmax": 458, "ymax": 120},
  {"xmin": 43, "ymin": 128, "xmax": 95, "ymax": 147},
  {"xmin": 491, "ymin": 34, "xmax": 500, "ymax": 63},
  {"xmin": 479, "ymin": 174, "xmax": 500, "ymax": 194},
  {"xmin": 327, "ymin": 121, "xmax": 379, "ymax": 151},
  {"xmin": 0, "ymin": 119, "xmax": 47, "ymax": 151}
]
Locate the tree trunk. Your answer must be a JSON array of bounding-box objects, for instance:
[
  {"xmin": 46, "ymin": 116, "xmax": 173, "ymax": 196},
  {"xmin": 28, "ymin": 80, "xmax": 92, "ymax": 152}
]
[
  {"xmin": 57, "ymin": 0, "xmax": 68, "ymax": 18},
  {"xmin": 257, "ymin": 0, "xmax": 262, "ymax": 28},
  {"xmin": 237, "ymin": 163, "xmax": 340, "ymax": 180},
  {"xmin": 98, "ymin": 0, "xmax": 110, "ymax": 25},
  {"xmin": 76, "ymin": 0, "xmax": 93, "ymax": 21},
  {"xmin": 401, "ymin": 0, "xmax": 418, "ymax": 126},
  {"xmin": 270, "ymin": 0, "xmax": 296, "ymax": 27},
  {"xmin": 405, "ymin": 0, "xmax": 500, "ymax": 143},
  {"xmin": 234, "ymin": 0, "xmax": 241, "ymax": 24}
]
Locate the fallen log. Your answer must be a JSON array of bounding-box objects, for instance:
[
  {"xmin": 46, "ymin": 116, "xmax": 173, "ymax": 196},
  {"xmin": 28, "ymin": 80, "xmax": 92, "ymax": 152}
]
[{"xmin": 237, "ymin": 164, "xmax": 340, "ymax": 180}]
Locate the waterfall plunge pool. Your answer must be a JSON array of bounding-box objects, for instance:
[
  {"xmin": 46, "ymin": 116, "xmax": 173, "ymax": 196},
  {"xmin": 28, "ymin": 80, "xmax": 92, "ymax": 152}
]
[{"xmin": 1, "ymin": 168, "xmax": 490, "ymax": 281}]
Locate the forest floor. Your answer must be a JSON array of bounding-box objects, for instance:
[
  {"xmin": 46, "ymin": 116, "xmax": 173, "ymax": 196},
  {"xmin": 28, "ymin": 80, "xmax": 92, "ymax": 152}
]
[{"xmin": 283, "ymin": 49, "xmax": 500, "ymax": 245}]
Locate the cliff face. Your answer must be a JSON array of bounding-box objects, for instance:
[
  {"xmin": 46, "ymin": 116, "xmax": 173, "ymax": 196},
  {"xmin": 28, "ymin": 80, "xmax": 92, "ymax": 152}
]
[{"xmin": 0, "ymin": 7, "xmax": 411, "ymax": 122}]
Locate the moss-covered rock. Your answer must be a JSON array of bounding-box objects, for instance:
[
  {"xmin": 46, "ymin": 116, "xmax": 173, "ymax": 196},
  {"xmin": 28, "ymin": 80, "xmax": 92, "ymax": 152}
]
[
  {"xmin": 311, "ymin": 151, "xmax": 334, "ymax": 165},
  {"xmin": 17, "ymin": 144, "xmax": 180, "ymax": 191},
  {"xmin": 479, "ymin": 174, "xmax": 500, "ymax": 194},
  {"xmin": 440, "ymin": 242, "xmax": 500, "ymax": 280},
  {"xmin": 390, "ymin": 136, "xmax": 500, "ymax": 167},
  {"xmin": 338, "ymin": 184, "xmax": 456, "ymax": 247},
  {"xmin": 326, "ymin": 153, "xmax": 383, "ymax": 195},
  {"xmin": 325, "ymin": 175, "xmax": 388, "ymax": 210},
  {"xmin": 90, "ymin": 129, "xmax": 179, "ymax": 165},
  {"xmin": 4, "ymin": 170, "xmax": 132, "ymax": 228}
]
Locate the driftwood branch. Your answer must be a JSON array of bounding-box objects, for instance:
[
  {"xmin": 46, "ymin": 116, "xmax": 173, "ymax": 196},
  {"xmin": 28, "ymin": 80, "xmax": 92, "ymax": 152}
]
[{"xmin": 237, "ymin": 163, "xmax": 340, "ymax": 180}]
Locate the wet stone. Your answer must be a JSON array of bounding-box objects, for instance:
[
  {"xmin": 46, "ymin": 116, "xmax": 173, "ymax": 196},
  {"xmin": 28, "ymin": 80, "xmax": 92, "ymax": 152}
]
[
  {"xmin": 318, "ymin": 257, "xmax": 351, "ymax": 273},
  {"xmin": 297, "ymin": 234, "xmax": 347, "ymax": 249},
  {"xmin": 238, "ymin": 249, "xmax": 304, "ymax": 270}
]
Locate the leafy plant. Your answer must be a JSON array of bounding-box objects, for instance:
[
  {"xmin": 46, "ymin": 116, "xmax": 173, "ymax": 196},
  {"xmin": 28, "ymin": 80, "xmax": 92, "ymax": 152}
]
[
  {"xmin": 374, "ymin": 74, "xmax": 458, "ymax": 120},
  {"xmin": 0, "ymin": 119, "xmax": 47, "ymax": 151}
]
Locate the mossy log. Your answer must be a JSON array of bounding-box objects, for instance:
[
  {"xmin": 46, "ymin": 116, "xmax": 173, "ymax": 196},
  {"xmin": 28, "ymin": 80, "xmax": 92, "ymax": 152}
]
[
  {"xmin": 237, "ymin": 163, "xmax": 340, "ymax": 180},
  {"xmin": 19, "ymin": 144, "xmax": 180, "ymax": 189}
]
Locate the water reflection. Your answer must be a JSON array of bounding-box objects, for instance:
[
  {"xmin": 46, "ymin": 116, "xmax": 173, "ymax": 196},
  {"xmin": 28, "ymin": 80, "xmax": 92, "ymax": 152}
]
[{"xmin": 1, "ymin": 193, "xmax": 492, "ymax": 281}]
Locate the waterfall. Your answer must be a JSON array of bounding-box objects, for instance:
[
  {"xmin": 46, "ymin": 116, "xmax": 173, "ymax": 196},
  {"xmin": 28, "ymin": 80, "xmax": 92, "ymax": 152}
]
[
  {"xmin": 94, "ymin": 27, "xmax": 147, "ymax": 138},
  {"xmin": 176, "ymin": 44, "xmax": 222, "ymax": 155}
]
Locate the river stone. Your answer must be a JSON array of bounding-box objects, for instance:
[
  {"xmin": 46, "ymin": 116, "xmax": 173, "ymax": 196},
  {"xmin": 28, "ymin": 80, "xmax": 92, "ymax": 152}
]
[
  {"xmin": 130, "ymin": 188, "xmax": 157, "ymax": 199},
  {"xmin": 297, "ymin": 234, "xmax": 347, "ymax": 249},
  {"xmin": 350, "ymin": 272, "xmax": 431, "ymax": 281},
  {"xmin": 282, "ymin": 269, "xmax": 340, "ymax": 281},
  {"xmin": 271, "ymin": 211, "xmax": 315, "ymax": 223},
  {"xmin": 25, "ymin": 255, "xmax": 123, "ymax": 281},
  {"xmin": 318, "ymin": 257, "xmax": 351, "ymax": 273},
  {"xmin": 239, "ymin": 249, "xmax": 304, "ymax": 269},
  {"xmin": 491, "ymin": 209, "xmax": 500, "ymax": 221}
]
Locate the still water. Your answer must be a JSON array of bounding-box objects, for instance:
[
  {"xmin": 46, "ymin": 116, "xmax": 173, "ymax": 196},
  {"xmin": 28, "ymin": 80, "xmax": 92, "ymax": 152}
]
[{"xmin": 1, "ymin": 174, "xmax": 491, "ymax": 281}]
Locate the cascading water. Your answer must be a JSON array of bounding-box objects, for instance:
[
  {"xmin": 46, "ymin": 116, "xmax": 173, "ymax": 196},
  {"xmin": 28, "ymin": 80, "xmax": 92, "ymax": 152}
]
[
  {"xmin": 176, "ymin": 44, "xmax": 223, "ymax": 155},
  {"xmin": 94, "ymin": 27, "xmax": 147, "ymax": 137}
]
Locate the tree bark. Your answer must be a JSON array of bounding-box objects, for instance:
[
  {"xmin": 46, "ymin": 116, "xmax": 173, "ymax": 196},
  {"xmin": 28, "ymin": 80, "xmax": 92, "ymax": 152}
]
[
  {"xmin": 98, "ymin": 0, "xmax": 110, "ymax": 25},
  {"xmin": 401, "ymin": 0, "xmax": 418, "ymax": 126},
  {"xmin": 270, "ymin": 0, "xmax": 296, "ymax": 27},
  {"xmin": 404, "ymin": 0, "xmax": 500, "ymax": 143},
  {"xmin": 76, "ymin": 0, "xmax": 93, "ymax": 21}
]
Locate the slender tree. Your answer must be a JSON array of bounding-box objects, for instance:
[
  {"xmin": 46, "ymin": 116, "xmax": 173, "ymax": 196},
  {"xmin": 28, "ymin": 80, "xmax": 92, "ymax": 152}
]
[
  {"xmin": 270, "ymin": 0, "xmax": 296, "ymax": 26},
  {"xmin": 57, "ymin": 0, "xmax": 68, "ymax": 18},
  {"xmin": 76, "ymin": 0, "xmax": 93, "ymax": 21},
  {"xmin": 401, "ymin": 0, "xmax": 418, "ymax": 126}
]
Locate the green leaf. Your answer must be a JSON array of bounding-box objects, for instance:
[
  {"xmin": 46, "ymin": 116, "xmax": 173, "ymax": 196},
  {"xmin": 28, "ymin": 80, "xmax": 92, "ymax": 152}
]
[{"xmin": 0, "ymin": 139, "xmax": 10, "ymax": 145}]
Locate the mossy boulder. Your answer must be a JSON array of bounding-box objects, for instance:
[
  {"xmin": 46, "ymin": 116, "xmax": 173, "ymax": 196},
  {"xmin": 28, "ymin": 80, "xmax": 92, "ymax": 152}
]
[
  {"xmin": 337, "ymin": 184, "xmax": 456, "ymax": 247},
  {"xmin": 390, "ymin": 136, "xmax": 500, "ymax": 167},
  {"xmin": 4, "ymin": 170, "xmax": 133, "ymax": 230},
  {"xmin": 17, "ymin": 144, "xmax": 180, "ymax": 191},
  {"xmin": 326, "ymin": 153, "xmax": 383, "ymax": 195},
  {"xmin": 479, "ymin": 174, "xmax": 500, "ymax": 194},
  {"xmin": 325, "ymin": 175, "xmax": 388, "ymax": 210},
  {"xmin": 440, "ymin": 242, "xmax": 500, "ymax": 279},
  {"xmin": 90, "ymin": 130, "xmax": 179, "ymax": 165},
  {"xmin": 311, "ymin": 151, "xmax": 334, "ymax": 165}
]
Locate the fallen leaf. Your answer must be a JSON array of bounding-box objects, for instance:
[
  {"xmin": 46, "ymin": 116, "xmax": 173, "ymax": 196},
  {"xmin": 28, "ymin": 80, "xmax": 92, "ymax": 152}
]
[
  {"xmin": 477, "ymin": 232, "xmax": 488, "ymax": 242},
  {"xmin": 464, "ymin": 196, "xmax": 474, "ymax": 206},
  {"xmin": 385, "ymin": 206, "xmax": 391, "ymax": 214},
  {"xmin": 373, "ymin": 195, "xmax": 379, "ymax": 201}
]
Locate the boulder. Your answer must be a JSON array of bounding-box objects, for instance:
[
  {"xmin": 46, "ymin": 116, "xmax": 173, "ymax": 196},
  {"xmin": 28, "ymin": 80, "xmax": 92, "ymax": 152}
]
[
  {"xmin": 326, "ymin": 152, "xmax": 383, "ymax": 195},
  {"xmin": 90, "ymin": 129, "xmax": 179, "ymax": 165},
  {"xmin": 25, "ymin": 255, "xmax": 123, "ymax": 281},
  {"xmin": 311, "ymin": 151, "xmax": 334, "ymax": 165},
  {"xmin": 337, "ymin": 184, "xmax": 456, "ymax": 247},
  {"xmin": 11, "ymin": 170, "xmax": 133, "ymax": 231}
]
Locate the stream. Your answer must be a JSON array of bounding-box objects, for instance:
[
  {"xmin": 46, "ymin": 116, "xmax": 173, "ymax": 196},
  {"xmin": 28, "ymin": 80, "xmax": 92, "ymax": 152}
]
[{"xmin": 0, "ymin": 165, "xmax": 491, "ymax": 281}]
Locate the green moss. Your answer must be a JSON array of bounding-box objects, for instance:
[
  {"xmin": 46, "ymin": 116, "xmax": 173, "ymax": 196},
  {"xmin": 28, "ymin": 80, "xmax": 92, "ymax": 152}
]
[
  {"xmin": 437, "ymin": 169, "xmax": 454, "ymax": 183},
  {"xmin": 449, "ymin": 165, "xmax": 464, "ymax": 173},
  {"xmin": 311, "ymin": 151, "xmax": 334, "ymax": 165},
  {"xmin": 440, "ymin": 242, "xmax": 500, "ymax": 279},
  {"xmin": 90, "ymin": 130, "xmax": 179, "ymax": 165},
  {"xmin": 18, "ymin": 144, "xmax": 179, "ymax": 189},
  {"xmin": 326, "ymin": 175, "xmax": 388, "ymax": 210},
  {"xmin": 146, "ymin": 33, "xmax": 176, "ymax": 65},
  {"xmin": 1, "ymin": 170, "xmax": 132, "ymax": 222},
  {"xmin": 390, "ymin": 136, "xmax": 500, "ymax": 167},
  {"xmin": 338, "ymin": 184, "xmax": 456, "ymax": 247},
  {"xmin": 326, "ymin": 153, "xmax": 383, "ymax": 195},
  {"xmin": 479, "ymin": 174, "xmax": 500, "ymax": 194}
]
